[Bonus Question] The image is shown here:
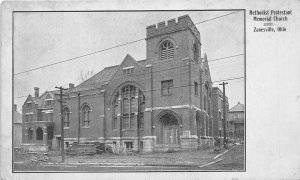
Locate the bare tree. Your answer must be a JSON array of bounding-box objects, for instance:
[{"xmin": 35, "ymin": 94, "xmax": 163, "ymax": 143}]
[{"xmin": 78, "ymin": 70, "xmax": 94, "ymax": 83}]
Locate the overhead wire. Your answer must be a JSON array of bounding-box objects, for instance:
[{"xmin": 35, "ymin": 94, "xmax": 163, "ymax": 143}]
[{"xmin": 14, "ymin": 11, "xmax": 242, "ymax": 76}]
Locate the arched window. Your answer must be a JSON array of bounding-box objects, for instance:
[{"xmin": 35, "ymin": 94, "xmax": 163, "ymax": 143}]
[
  {"xmin": 138, "ymin": 91, "xmax": 145, "ymax": 129},
  {"xmin": 160, "ymin": 40, "xmax": 175, "ymax": 61},
  {"xmin": 82, "ymin": 104, "xmax": 91, "ymax": 127},
  {"xmin": 64, "ymin": 107, "xmax": 70, "ymax": 127},
  {"xmin": 193, "ymin": 43, "xmax": 199, "ymax": 62},
  {"xmin": 36, "ymin": 127, "xmax": 43, "ymax": 140},
  {"xmin": 113, "ymin": 85, "xmax": 145, "ymax": 130},
  {"xmin": 204, "ymin": 83, "xmax": 209, "ymax": 112},
  {"xmin": 28, "ymin": 128, "xmax": 33, "ymax": 140}
]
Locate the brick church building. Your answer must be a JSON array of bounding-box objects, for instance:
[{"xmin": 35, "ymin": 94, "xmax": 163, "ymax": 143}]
[{"xmin": 21, "ymin": 15, "xmax": 226, "ymax": 152}]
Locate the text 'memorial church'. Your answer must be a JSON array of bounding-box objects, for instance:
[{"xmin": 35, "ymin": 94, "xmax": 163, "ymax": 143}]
[{"xmin": 22, "ymin": 15, "xmax": 229, "ymax": 152}]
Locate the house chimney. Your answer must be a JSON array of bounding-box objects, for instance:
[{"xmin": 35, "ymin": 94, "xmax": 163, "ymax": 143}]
[
  {"xmin": 34, "ymin": 87, "xmax": 39, "ymax": 97},
  {"xmin": 14, "ymin": 104, "xmax": 17, "ymax": 111},
  {"xmin": 69, "ymin": 83, "xmax": 75, "ymax": 89}
]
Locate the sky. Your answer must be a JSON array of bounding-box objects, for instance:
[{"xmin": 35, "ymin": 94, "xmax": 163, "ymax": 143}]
[{"xmin": 13, "ymin": 11, "xmax": 244, "ymax": 112}]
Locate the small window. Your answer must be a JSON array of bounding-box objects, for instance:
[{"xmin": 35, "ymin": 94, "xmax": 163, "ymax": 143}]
[
  {"xmin": 82, "ymin": 105, "xmax": 91, "ymax": 127},
  {"xmin": 194, "ymin": 81, "xmax": 198, "ymax": 96},
  {"xmin": 64, "ymin": 108, "xmax": 70, "ymax": 127},
  {"xmin": 161, "ymin": 80, "xmax": 173, "ymax": 96},
  {"xmin": 139, "ymin": 141, "xmax": 144, "ymax": 149},
  {"xmin": 29, "ymin": 114, "xmax": 33, "ymax": 122},
  {"xmin": 28, "ymin": 128, "xmax": 33, "ymax": 140},
  {"xmin": 50, "ymin": 113, "xmax": 53, "ymax": 121},
  {"xmin": 125, "ymin": 142, "xmax": 133, "ymax": 149},
  {"xmin": 25, "ymin": 115, "xmax": 29, "ymax": 122},
  {"xmin": 160, "ymin": 40, "xmax": 175, "ymax": 61},
  {"xmin": 27, "ymin": 102, "xmax": 32, "ymax": 108},
  {"xmin": 123, "ymin": 68, "xmax": 133, "ymax": 75},
  {"xmin": 46, "ymin": 100, "xmax": 52, "ymax": 106}
]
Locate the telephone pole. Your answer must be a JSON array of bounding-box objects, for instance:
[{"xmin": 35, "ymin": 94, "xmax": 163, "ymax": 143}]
[
  {"xmin": 55, "ymin": 86, "xmax": 68, "ymax": 162},
  {"xmin": 219, "ymin": 82, "xmax": 228, "ymax": 148}
]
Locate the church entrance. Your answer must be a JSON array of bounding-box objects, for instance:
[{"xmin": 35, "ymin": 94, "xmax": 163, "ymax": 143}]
[{"xmin": 157, "ymin": 112, "xmax": 179, "ymax": 145}]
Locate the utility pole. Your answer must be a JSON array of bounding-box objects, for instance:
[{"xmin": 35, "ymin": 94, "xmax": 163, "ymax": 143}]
[
  {"xmin": 77, "ymin": 93, "xmax": 80, "ymax": 144},
  {"xmin": 219, "ymin": 82, "xmax": 228, "ymax": 148},
  {"xmin": 55, "ymin": 86, "xmax": 68, "ymax": 162}
]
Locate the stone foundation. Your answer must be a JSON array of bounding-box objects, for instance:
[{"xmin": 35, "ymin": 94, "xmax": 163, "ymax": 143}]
[
  {"xmin": 141, "ymin": 136, "xmax": 156, "ymax": 153},
  {"xmin": 198, "ymin": 136, "xmax": 214, "ymax": 149},
  {"xmin": 21, "ymin": 144, "xmax": 49, "ymax": 152},
  {"xmin": 180, "ymin": 135, "xmax": 198, "ymax": 151}
]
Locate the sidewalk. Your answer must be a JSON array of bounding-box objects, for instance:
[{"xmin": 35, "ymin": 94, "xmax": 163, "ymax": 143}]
[{"xmin": 14, "ymin": 143, "xmax": 241, "ymax": 169}]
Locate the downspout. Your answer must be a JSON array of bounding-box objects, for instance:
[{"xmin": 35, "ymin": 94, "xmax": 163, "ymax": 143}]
[
  {"xmin": 189, "ymin": 58, "xmax": 192, "ymax": 134},
  {"xmin": 77, "ymin": 93, "xmax": 80, "ymax": 144}
]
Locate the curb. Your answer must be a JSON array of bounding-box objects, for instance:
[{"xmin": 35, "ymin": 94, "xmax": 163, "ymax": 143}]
[
  {"xmin": 199, "ymin": 158, "xmax": 223, "ymax": 168},
  {"xmin": 213, "ymin": 144, "xmax": 239, "ymax": 160}
]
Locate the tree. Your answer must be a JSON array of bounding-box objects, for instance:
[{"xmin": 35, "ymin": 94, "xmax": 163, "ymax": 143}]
[{"xmin": 78, "ymin": 70, "xmax": 94, "ymax": 83}]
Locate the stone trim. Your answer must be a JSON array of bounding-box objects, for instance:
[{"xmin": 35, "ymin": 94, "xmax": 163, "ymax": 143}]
[
  {"xmin": 123, "ymin": 66, "xmax": 134, "ymax": 70},
  {"xmin": 191, "ymin": 105, "xmax": 201, "ymax": 111},
  {"xmin": 25, "ymin": 112, "xmax": 34, "ymax": 115},
  {"xmin": 41, "ymin": 110, "xmax": 53, "ymax": 114},
  {"xmin": 145, "ymin": 104, "xmax": 190, "ymax": 112}
]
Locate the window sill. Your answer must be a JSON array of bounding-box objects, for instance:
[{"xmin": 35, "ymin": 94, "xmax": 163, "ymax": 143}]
[
  {"xmin": 64, "ymin": 127, "xmax": 70, "ymax": 129},
  {"xmin": 161, "ymin": 94, "xmax": 172, "ymax": 96},
  {"xmin": 121, "ymin": 128, "xmax": 135, "ymax": 131},
  {"xmin": 82, "ymin": 126, "xmax": 90, "ymax": 129}
]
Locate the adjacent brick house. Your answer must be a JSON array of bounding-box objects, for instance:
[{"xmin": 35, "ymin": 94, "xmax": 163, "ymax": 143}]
[
  {"xmin": 228, "ymin": 102, "xmax": 245, "ymax": 140},
  {"xmin": 21, "ymin": 88, "xmax": 57, "ymax": 151},
  {"xmin": 21, "ymin": 14, "xmax": 227, "ymax": 152},
  {"xmin": 211, "ymin": 87, "xmax": 229, "ymax": 138}
]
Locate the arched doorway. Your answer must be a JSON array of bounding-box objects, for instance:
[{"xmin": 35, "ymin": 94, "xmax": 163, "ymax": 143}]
[
  {"xmin": 156, "ymin": 111, "xmax": 180, "ymax": 145},
  {"xmin": 36, "ymin": 127, "xmax": 43, "ymax": 140}
]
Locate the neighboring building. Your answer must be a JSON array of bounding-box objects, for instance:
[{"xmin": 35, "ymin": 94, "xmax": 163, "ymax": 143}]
[
  {"xmin": 13, "ymin": 104, "xmax": 22, "ymax": 149},
  {"xmin": 211, "ymin": 87, "xmax": 229, "ymax": 138},
  {"xmin": 22, "ymin": 15, "xmax": 222, "ymax": 152},
  {"xmin": 228, "ymin": 102, "xmax": 245, "ymax": 140},
  {"xmin": 21, "ymin": 87, "xmax": 58, "ymax": 151}
]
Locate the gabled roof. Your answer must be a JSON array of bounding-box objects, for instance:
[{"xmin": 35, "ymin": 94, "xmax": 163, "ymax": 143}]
[
  {"xmin": 229, "ymin": 102, "xmax": 245, "ymax": 112},
  {"xmin": 70, "ymin": 58, "xmax": 147, "ymax": 92},
  {"xmin": 38, "ymin": 90, "xmax": 58, "ymax": 108},
  {"xmin": 23, "ymin": 90, "xmax": 58, "ymax": 108}
]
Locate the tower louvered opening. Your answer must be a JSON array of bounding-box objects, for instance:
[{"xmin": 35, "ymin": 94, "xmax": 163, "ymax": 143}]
[{"xmin": 160, "ymin": 40, "xmax": 175, "ymax": 61}]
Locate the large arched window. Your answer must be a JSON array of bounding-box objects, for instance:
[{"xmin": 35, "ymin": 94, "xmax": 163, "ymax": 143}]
[
  {"xmin": 82, "ymin": 104, "xmax": 91, "ymax": 127},
  {"xmin": 113, "ymin": 85, "xmax": 145, "ymax": 130},
  {"xmin": 160, "ymin": 40, "xmax": 175, "ymax": 61},
  {"xmin": 64, "ymin": 107, "xmax": 70, "ymax": 127},
  {"xmin": 138, "ymin": 91, "xmax": 145, "ymax": 129},
  {"xmin": 28, "ymin": 128, "xmax": 33, "ymax": 140},
  {"xmin": 36, "ymin": 127, "xmax": 43, "ymax": 140}
]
